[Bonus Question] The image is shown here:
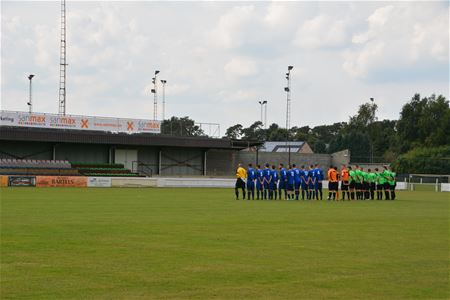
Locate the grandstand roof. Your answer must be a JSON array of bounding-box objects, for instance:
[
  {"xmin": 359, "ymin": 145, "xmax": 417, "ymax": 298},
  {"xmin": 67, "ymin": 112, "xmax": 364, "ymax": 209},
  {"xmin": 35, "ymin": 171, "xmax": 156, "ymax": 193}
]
[{"xmin": 0, "ymin": 126, "xmax": 261, "ymax": 150}]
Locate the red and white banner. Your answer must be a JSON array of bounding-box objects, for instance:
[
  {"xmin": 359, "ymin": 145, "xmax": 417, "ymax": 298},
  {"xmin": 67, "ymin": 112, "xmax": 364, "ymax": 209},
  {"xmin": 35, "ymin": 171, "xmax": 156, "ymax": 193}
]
[{"xmin": 0, "ymin": 110, "xmax": 161, "ymax": 134}]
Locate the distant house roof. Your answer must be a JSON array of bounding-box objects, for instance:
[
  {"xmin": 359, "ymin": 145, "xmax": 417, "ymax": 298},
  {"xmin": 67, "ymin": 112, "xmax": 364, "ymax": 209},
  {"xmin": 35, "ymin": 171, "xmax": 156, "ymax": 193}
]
[{"xmin": 259, "ymin": 141, "xmax": 312, "ymax": 153}]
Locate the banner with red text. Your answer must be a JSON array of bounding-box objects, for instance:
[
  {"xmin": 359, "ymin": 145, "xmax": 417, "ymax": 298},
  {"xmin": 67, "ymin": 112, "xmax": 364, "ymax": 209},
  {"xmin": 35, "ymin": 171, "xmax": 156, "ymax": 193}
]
[{"xmin": 0, "ymin": 110, "xmax": 161, "ymax": 134}]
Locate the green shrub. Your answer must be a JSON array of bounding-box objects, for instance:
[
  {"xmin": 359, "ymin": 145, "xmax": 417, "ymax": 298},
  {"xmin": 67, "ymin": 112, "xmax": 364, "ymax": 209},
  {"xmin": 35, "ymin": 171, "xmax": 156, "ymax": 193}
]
[{"xmin": 393, "ymin": 146, "xmax": 450, "ymax": 174}]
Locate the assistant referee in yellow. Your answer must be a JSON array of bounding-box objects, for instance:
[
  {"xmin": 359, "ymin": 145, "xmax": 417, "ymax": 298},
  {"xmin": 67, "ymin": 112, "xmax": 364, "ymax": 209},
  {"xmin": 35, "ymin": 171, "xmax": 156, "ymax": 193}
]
[{"xmin": 235, "ymin": 163, "xmax": 247, "ymax": 200}]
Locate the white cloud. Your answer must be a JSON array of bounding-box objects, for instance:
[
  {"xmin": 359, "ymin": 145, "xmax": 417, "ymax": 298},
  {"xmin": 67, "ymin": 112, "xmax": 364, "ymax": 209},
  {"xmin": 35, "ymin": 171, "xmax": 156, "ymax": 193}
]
[
  {"xmin": 352, "ymin": 4, "xmax": 394, "ymax": 44},
  {"xmin": 264, "ymin": 3, "xmax": 292, "ymax": 28},
  {"xmin": 342, "ymin": 41, "xmax": 385, "ymax": 78},
  {"xmin": 294, "ymin": 14, "xmax": 349, "ymax": 49},
  {"xmin": 343, "ymin": 3, "xmax": 449, "ymax": 80},
  {"xmin": 209, "ymin": 5, "xmax": 255, "ymax": 49},
  {"xmin": 224, "ymin": 57, "xmax": 258, "ymax": 77},
  {"xmin": 1, "ymin": 1, "xmax": 448, "ymax": 131}
]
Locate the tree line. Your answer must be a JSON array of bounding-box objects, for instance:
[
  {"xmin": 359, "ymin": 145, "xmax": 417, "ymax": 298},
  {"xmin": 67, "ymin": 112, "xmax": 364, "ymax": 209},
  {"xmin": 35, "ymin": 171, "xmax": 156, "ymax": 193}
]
[
  {"xmin": 159, "ymin": 93, "xmax": 449, "ymax": 174},
  {"xmin": 224, "ymin": 94, "xmax": 450, "ymax": 174}
]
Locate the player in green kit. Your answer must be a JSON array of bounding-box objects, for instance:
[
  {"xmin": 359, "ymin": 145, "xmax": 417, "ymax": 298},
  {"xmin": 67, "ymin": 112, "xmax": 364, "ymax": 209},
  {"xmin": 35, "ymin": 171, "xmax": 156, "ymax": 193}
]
[
  {"xmin": 361, "ymin": 167, "xmax": 369, "ymax": 200},
  {"xmin": 387, "ymin": 167, "xmax": 396, "ymax": 200},
  {"xmin": 374, "ymin": 168, "xmax": 383, "ymax": 200},
  {"xmin": 367, "ymin": 169, "xmax": 377, "ymax": 200},
  {"xmin": 382, "ymin": 166, "xmax": 391, "ymax": 200},
  {"xmin": 348, "ymin": 166, "xmax": 356, "ymax": 200},
  {"xmin": 354, "ymin": 165, "xmax": 363, "ymax": 200}
]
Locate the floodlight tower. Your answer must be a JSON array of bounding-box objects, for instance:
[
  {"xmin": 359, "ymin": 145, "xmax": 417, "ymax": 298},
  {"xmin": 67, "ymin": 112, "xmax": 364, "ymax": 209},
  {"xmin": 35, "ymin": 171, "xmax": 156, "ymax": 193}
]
[
  {"xmin": 258, "ymin": 100, "xmax": 267, "ymax": 127},
  {"xmin": 161, "ymin": 79, "xmax": 167, "ymax": 120},
  {"xmin": 151, "ymin": 70, "xmax": 160, "ymax": 120},
  {"xmin": 285, "ymin": 65, "xmax": 293, "ymax": 165},
  {"xmin": 27, "ymin": 74, "xmax": 35, "ymax": 113},
  {"xmin": 58, "ymin": 0, "xmax": 67, "ymax": 115}
]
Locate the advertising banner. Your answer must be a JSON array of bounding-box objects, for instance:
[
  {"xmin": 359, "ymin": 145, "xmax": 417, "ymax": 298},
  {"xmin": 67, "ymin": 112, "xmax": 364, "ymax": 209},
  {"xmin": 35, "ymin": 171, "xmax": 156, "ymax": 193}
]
[
  {"xmin": 0, "ymin": 175, "xmax": 9, "ymax": 187},
  {"xmin": 36, "ymin": 176, "xmax": 87, "ymax": 187},
  {"xmin": 0, "ymin": 110, "xmax": 161, "ymax": 134},
  {"xmin": 111, "ymin": 178, "xmax": 157, "ymax": 187},
  {"xmin": 87, "ymin": 177, "xmax": 112, "ymax": 187},
  {"xmin": 396, "ymin": 182, "xmax": 407, "ymax": 190},
  {"xmin": 8, "ymin": 176, "xmax": 36, "ymax": 187}
]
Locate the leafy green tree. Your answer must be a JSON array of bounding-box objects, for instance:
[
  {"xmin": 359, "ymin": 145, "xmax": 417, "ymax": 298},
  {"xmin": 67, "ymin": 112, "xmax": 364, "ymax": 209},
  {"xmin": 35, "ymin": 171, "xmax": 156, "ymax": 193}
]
[
  {"xmin": 367, "ymin": 120, "xmax": 397, "ymax": 162},
  {"xmin": 392, "ymin": 146, "xmax": 450, "ymax": 174},
  {"xmin": 161, "ymin": 116, "xmax": 204, "ymax": 136},
  {"xmin": 420, "ymin": 95, "xmax": 450, "ymax": 147},
  {"xmin": 266, "ymin": 123, "xmax": 289, "ymax": 141},
  {"xmin": 396, "ymin": 94, "xmax": 450, "ymax": 152},
  {"xmin": 241, "ymin": 121, "xmax": 265, "ymax": 140},
  {"xmin": 313, "ymin": 140, "xmax": 327, "ymax": 153},
  {"xmin": 396, "ymin": 94, "xmax": 428, "ymax": 152},
  {"xmin": 348, "ymin": 100, "xmax": 378, "ymax": 128},
  {"xmin": 224, "ymin": 124, "xmax": 243, "ymax": 139},
  {"xmin": 291, "ymin": 126, "xmax": 311, "ymax": 142}
]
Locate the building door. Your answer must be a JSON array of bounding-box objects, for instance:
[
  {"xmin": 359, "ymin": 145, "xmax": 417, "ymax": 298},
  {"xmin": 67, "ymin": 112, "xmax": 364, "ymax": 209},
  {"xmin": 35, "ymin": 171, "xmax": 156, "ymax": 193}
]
[{"xmin": 115, "ymin": 149, "xmax": 138, "ymax": 171}]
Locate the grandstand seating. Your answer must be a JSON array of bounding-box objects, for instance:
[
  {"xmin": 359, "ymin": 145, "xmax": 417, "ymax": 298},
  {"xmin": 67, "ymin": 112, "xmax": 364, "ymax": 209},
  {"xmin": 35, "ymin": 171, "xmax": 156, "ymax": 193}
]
[
  {"xmin": 0, "ymin": 159, "xmax": 71, "ymax": 169},
  {"xmin": 0, "ymin": 159, "xmax": 79, "ymax": 176},
  {"xmin": 0, "ymin": 159, "xmax": 140, "ymax": 177},
  {"xmin": 71, "ymin": 163, "xmax": 141, "ymax": 177}
]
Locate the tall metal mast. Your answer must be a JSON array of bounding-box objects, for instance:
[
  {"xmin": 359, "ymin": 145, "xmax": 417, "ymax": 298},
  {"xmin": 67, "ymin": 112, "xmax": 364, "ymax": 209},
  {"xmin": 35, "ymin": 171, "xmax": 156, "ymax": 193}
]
[
  {"xmin": 151, "ymin": 70, "xmax": 160, "ymax": 120},
  {"xmin": 161, "ymin": 79, "xmax": 167, "ymax": 120},
  {"xmin": 285, "ymin": 65, "xmax": 293, "ymax": 165},
  {"xmin": 58, "ymin": 0, "xmax": 67, "ymax": 115}
]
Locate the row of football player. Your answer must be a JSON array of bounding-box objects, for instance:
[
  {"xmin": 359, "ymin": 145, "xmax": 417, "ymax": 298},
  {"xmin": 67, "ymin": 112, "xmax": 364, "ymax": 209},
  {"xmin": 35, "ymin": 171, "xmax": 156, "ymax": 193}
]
[{"xmin": 234, "ymin": 163, "xmax": 397, "ymax": 201}]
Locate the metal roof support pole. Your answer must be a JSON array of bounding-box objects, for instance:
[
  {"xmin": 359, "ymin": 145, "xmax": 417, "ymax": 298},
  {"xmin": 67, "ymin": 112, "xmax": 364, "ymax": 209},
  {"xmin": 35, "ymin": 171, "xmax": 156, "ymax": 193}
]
[
  {"xmin": 203, "ymin": 150, "xmax": 207, "ymax": 176},
  {"xmin": 158, "ymin": 149, "xmax": 162, "ymax": 176}
]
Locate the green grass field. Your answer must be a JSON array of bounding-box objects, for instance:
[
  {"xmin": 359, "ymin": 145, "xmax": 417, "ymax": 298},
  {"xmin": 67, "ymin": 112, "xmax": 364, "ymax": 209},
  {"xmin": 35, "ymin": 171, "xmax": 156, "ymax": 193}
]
[{"xmin": 1, "ymin": 188, "xmax": 449, "ymax": 299}]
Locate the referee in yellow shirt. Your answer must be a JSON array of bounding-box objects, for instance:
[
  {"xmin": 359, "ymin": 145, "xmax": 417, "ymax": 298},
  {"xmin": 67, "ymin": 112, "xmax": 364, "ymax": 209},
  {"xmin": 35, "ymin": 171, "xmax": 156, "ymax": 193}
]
[{"xmin": 235, "ymin": 163, "xmax": 247, "ymax": 200}]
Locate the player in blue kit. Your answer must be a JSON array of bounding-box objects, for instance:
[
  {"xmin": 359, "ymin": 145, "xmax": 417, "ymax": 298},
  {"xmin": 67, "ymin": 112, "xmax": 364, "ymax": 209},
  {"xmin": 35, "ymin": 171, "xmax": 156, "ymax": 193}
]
[
  {"xmin": 292, "ymin": 164, "xmax": 301, "ymax": 200},
  {"xmin": 278, "ymin": 163, "xmax": 287, "ymax": 200},
  {"xmin": 270, "ymin": 165, "xmax": 279, "ymax": 200},
  {"xmin": 300, "ymin": 166, "xmax": 308, "ymax": 200},
  {"xmin": 308, "ymin": 165, "xmax": 316, "ymax": 200},
  {"xmin": 314, "ymin": 163, "xmax": 324, "ymax": 200},
  {"xmin": 246, "ymin": 163, "xmax": 256, "ymax": 200},
  {"xmin": 256, "ymin": 165, "xmax": 264, "ymax": 200},
  {"xmin": 263, "ymin": 163, "xmax": 272, "ymax": 200},
  {"xmin": 287, "ymin": 165, "xmax": 295, "ymax": 200}
]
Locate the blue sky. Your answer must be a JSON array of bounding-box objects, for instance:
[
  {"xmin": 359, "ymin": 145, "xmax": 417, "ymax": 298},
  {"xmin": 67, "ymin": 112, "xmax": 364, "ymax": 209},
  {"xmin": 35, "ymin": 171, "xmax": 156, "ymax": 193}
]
[{"xmin": 1, "ymin": 1, "xmax": 448, "ymax": 132}]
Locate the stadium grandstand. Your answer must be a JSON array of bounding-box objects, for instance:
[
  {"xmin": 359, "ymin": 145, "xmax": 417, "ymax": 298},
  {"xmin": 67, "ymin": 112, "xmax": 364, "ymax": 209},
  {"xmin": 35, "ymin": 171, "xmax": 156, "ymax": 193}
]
[{"xmin": 0, "ymin": 111, "xmax": 261, "ymax": 178}]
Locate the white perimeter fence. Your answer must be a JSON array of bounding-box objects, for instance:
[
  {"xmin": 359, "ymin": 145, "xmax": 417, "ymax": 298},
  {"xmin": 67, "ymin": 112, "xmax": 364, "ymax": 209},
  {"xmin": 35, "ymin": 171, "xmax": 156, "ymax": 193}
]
[{"xmin": 86, "ymin": 177, "xmax": 450, "ymax": 191}]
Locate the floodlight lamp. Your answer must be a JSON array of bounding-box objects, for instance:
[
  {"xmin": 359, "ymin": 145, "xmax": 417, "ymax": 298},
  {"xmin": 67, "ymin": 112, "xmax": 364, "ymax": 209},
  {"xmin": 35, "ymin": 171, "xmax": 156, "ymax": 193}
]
[
  {"xmin": 155, "ymin": 70, "xmax": 160, "ymax": 75},
  {"xmin": 263, "ymin": 100, "xmax": 267, "ymax": 104},
  {"xmin": 284, "ymin": 87, "xmax": 290, "ymax": 92},
  {"xmin": 161, "ymin": 80, "xmax": 167, "ymax": 84},
  {"xmin": 28, "ymin": 74, "xmax": 35, "ymax": 80},
  {"xmin": 151, "ymin": 89, "xmax": 156, "ymax": 93},
  {"xmin": 288, "ymin": 66, "xmax": 293, "ymax": 71}
]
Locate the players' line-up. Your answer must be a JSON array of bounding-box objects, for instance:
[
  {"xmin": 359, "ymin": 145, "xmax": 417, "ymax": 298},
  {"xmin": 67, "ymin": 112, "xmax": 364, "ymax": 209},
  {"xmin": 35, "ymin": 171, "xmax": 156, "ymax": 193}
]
[{"xmin": 235, "ymin": 163, "xmax": 397, "ymax": 201}]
